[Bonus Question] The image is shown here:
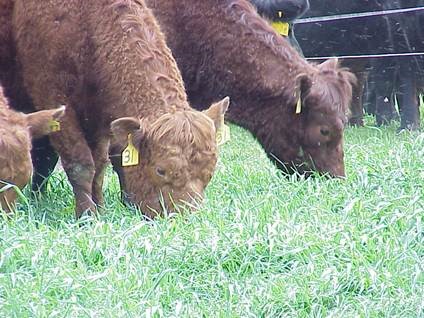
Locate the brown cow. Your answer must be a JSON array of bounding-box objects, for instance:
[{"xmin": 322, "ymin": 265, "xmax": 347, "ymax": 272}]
[
  {"xmin": 12, "ymin": 0, "xmax": 229, "ymax": 219},
  {"xmin": 146, "ymin": 0, "xmax": 356, "ymax": 177},
  {"xmin": 0, "ymin": 85, "xmax": 65, "ymax": 213}
]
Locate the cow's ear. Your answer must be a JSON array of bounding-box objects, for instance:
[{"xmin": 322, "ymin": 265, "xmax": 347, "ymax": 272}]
[
  {"xmin": 203, "ymin": 96, "xmax": 230, "ymax": 130},
  {"xmin": 110, "ymin": 117, "xmax": 141, "ymax": 143},
  {"xmin": 318, "ymin": 58, "xmax": 339, "ymax": 72},
  {"xmin": 294, "ymin": 73, "xmax": 312, "ymax": 113},
  {"xmin": 25, "ymin": 106, "xmax": 66, "ymax": 139}
]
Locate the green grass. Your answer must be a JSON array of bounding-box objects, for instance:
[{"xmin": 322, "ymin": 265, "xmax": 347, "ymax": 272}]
[{"xmin": 1, "ymin": 117, "xmax": 423, "ymax": 317}]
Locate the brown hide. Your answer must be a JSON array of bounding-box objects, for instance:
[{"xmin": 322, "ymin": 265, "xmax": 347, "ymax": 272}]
[
  {"xmin": 0, "ymin": 85, "xmax": 64, "ymax": 213},
  {"xmin": 146, "ymin": 0, "xmax": 356, "ymax": 177},
  {"xmin": 0, "ymin": 0, "xmax": 14, "ymax": 86},
  {"xmin": 12, "ymin": 0, "xmax": 228, "ymax": 219},
  {"xmin": 0, "ymin": 85, "xmax": 31, "ymax": 213},
  {"xmin": 0, "ymin": 0, "xmax": 33, "ymax": 113}
]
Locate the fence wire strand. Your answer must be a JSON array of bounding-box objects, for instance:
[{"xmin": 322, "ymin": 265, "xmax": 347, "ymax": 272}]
[
  {"xmin": 294, "ymin": 6, "xmax": 424, "ymax": 60},
  {"xmin": 295, "ymin": 6, "xmax": 424, "ymax": 24}
]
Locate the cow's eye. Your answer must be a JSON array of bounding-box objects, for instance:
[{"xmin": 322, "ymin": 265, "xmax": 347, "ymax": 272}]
[
  {"xmin": 320, "ymin": 128, "xmax": 330, "ymax": 136},
  {"xmin": 156, "ymin": 167, "xmax": 166, "ymax": 177}
]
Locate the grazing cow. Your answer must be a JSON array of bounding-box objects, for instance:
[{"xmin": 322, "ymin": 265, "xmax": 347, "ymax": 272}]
[
  {"xmin": 146, "ymin": 0, "xmax": 356, "ymax": 177},
  {"xmin": 12, "ymin": 0, "xmax": 229, "ymax": 219},
  {"xmin": 296, "ymin": 0, "xmax": 423, "ymax": 129},
  {"xmin": 249, "ymin": 0, "xmax": 309, "ymax": 53},
  {"xmin": 0, "ymin": 85, "xmax": 64, "ymax": 213}
]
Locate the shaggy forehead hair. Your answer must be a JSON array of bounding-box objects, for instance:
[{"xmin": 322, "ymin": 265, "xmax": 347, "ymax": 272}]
[
  {"xmin": 308, "ymin": 67, "xmax": 356, "ymax": 117},
  {"xmin": 146, "ymin": 111, "xmax": 215, "ymax": 150}
]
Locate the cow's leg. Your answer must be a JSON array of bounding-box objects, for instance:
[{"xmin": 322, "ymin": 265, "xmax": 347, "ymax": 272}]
[
  {"xmin": 373, "ymin": 60, "xmax": 398, "ymax": 126},
  {"xmin": 109, "ymin": 153, "xmax": 127, "ymax": 204},
  {"xmin": 0, "ymin": 190, "xmax": 16, "ymax": 215},
  {"xmin": 363, "ymin": 72, "xmax": 377, "ymax": 116},
  {"xmin": 349, "ymin": 71, "xmax": 365, "ymax": 126},
  {"xmin": 342, "ymin": 59, "xmax": 366, "ymax": 126},
  {"xmin": 91, "ymin": 137, "xmax": 110, "ymax": 207},
  {"xmin": 375, "ymin": 95, "xmax": 397, "ymax": 126},
  {"xmin": 48, "ymin": 107, "xmax": 96, "ymax": 219},
  {"xmin": 31, "ymin": 136, "xmax": 59, "ymax": 191},
  {"xmin": 398, "ymin": 59, "xmax": 420, "ymax": 130}
]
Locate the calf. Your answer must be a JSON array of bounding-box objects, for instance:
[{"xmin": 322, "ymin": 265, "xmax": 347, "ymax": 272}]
[
  {"xmin": 146, "ymin": 0, "xmax": 356, "ymax": 177},
  {"xmin": 13, "ymin": 0, "xmax": 228, "ymax": 219},
  {"xmin": 0, "ymin": 85, "xmax": 64, "ymax": 213}
]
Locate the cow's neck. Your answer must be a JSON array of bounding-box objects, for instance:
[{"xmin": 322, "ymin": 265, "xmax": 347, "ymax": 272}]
[
  {"xmin": 102, "ymin": 2, "xmax": 190, "ymax": 121},
  {"xmin": 225, "ymin": 94, "xmax": 301, "ymax": 158}
]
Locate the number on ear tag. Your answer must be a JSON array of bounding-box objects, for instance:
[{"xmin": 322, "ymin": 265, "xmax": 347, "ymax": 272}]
[
  {"xmin": 49, "ymin": 119, "xmax": 61, "ymax": 132},
  {"xmin": 271, "ymin": 21, "xmax": 290, "ymax": 36},
  {"xmin": 216, "ymin": 117, "xmax": 231, "ymax": 146},
  {"xmin": 295, "ymin": 97, "xmax": 302, "ymax": 114},
  {"xmin": 122, "ymin": 134, "xmax": 139, "ymax": 167}
]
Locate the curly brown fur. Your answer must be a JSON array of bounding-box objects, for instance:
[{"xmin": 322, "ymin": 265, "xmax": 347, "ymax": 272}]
[
  {"xmin": 0, "ymin": 85, "xmax": 65, "ymax": 213},
  {"xmin": 12, "ymin": 0, "xmax": 228, "ymax": 218},
  {"xmin": 110, "ymin": 109, "xmax": 220, "ymax": 219},
  {"xmin": 146, "ymin": 0, "xmax": 356, "ymax": 177},
  {"xmin": 0, "ymin": 0, "xmax": 59, "ymax": 192}
]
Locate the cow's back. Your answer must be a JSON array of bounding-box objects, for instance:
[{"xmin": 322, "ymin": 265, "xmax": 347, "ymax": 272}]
[{"xmin": 13, "ymin": 1, "xmax": 92, "ymax": 109}]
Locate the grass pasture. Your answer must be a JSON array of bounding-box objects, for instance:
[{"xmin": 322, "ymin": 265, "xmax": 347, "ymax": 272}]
[{"xmin": 1, "ymin": 117, "xmax": 423, "ymax": 317}]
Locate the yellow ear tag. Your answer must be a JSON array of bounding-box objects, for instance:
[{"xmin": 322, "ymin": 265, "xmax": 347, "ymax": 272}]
[
  {"xmin": 216, "ymin": 117, "xmax": 231, "ymax": 146},
  {"xmin": 295, "ymin": 97, "xmax": 302, "ymax": 114},
  {"xmin": 49, "ymin": 119, "xmax": 61, "ymax": 132},
  {"xmin": 122, "ymin": 134, "xmax": 139, "ymax": 167},
  {"xmin": 271, "ymin": 21, "xmax": 290, "ymax": 36}
]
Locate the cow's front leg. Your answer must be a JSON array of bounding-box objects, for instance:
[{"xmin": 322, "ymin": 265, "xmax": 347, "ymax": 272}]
[{"xmin": 49, "ymin": 107, "xmax": 96, "ymax": 219}]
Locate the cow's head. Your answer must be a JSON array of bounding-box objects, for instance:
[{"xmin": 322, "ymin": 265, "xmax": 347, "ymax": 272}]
[
  {"xmin": 294, "ymin": 59, "xmax": 356, "ymax": 177},
  {"xmin": 266, "ymin": 59, "xmax": 356, "ymax": 177},
  {"xmin": 110, "ymin": 97, "xmax": 229, "ymax": 218}
]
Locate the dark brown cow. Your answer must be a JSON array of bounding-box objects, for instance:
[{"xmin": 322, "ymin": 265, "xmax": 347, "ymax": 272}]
[
  {"xmin": 12, "ymin": 0, "xmax": 229, "ymax": 219},
  {"xmin": 0, "ymin": 85, "xmax": 65, "ymax": 213},
  {"xmin": 145, "ymin": 0, "xmax": 356, "ymax": 177}
]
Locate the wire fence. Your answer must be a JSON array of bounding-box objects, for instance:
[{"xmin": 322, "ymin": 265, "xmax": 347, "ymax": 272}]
[
  {"xmin": 306, "ymin": 52, "xmax": 424, "ymax": 60},
  {"xmin": 295, "ymin": 6, "xmax": 424, "ymax": 24},
  {"xmin": 293, "ymin": 6, "xmax": 424, "ymax": 60}
]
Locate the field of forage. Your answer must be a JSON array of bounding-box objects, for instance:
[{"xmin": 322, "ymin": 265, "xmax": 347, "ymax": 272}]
[{"xmin": 1, "ymin": 115, "xmax": 423, "ymax": 317}]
